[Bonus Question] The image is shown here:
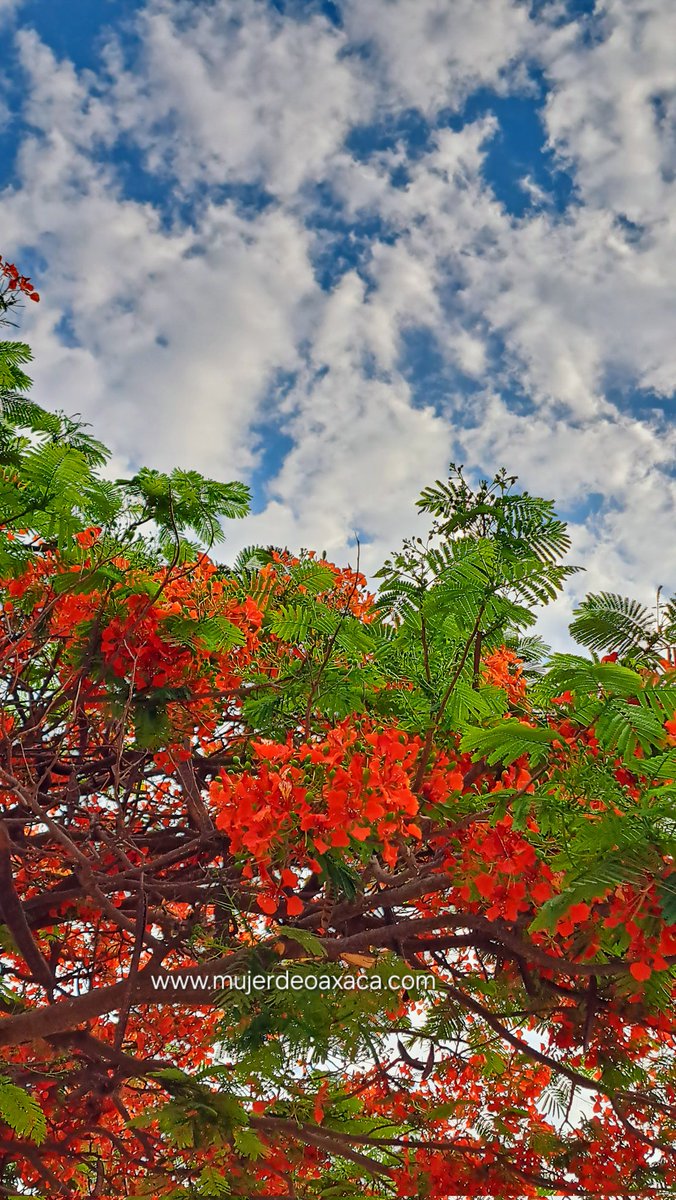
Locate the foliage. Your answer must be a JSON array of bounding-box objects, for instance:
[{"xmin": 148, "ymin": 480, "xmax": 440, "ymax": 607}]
[
  {"xmin": 0, "ymin": 1078, "xmax": 46, "ymax": 1144},
  {"xmin": 570, "ymin": 588, "xmax": 676, "ymax": 666},
  {"xmin": 1, "ymin": 263, "xmax": 676, "ymax": 1199}
]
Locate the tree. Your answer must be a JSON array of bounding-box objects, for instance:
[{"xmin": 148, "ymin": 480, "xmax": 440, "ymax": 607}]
[{"xmin": 1, "ymin": 260, "xmax": 676, "ymax": 1199}]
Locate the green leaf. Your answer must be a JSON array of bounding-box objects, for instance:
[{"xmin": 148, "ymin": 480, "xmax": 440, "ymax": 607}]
[
  {"xmin": 149, "ymin": 1067, "xmax": 194, "ymax": 1086},
  {"xmin": 0, "ymin": 1079, "xmax": 47, "ymax": 1143},
  {"xmin": 50, "ymin": 564, "xmax": 125, "ymax": 594},
  {"xmin": 270, "ymin": 601, "xmax": 340, "ymax": 643},
  {"xmin": 657, "ymin": 874, "xmax": 676, "ymax": 926},
  {"xmin": 315, "ymin": 853, "xmax": 360, "ymax": 900},
  {"xmin": 545, "ymin": 654, "xmax": 643, "ymax": 698},
  {"xmin": 595, "ymin": 699, "xmax": 667, "ymax": 758},
  {"xmin": 426, "ymin": 1100, "xmax": 461, "ymax": 1120},
  {"xmin": 460, "ymin": 720, "xmax": 558, "ymax": 766},
  {"xmin": 166, "ymin": 614, "xmax": 246, "ymax": 652},
  {"xmin": 287, "ymin": 560, "xmax": 336, "ymax": 595},
  {"xmin": 570, "ymin": 592, "xmax": 657, "ymax": 659},
  {"xmin": 233, "ymin": 1127, "xmax": 268, "ymax": 1160},
  {"xmin": 198, "ymin": 1166, "xmax": 232, "ymax": 1196},
  {"xmin": 276, "ymin": 927, "xmax": 326, "ymax": 957}
]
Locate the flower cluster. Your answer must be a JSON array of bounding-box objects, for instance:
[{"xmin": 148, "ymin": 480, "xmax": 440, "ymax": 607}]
[
  {"xmin": 209, "ymin": 720, "xmax": 422, "ymax": 914},
  {"xmin": 0, "ymin": 254, "xmax": 40, "ymax": 308},
  {"xmin": 481, "ymin": 645, "xmax": 527, "ymax": 705}
]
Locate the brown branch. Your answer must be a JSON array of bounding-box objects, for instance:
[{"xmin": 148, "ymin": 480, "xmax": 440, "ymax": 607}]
[
  {"xmin": 0, "ymin": 821, "xmax": 56, "ymax": 994},
  {"xmin": 173, "ymin": 740, "xmax": 214, "ymax": 833}
]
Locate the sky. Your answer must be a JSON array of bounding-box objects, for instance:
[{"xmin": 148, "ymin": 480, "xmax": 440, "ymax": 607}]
[{"xmin": 1, "ymin": 0, "xmax": 675, "ymax": 647}]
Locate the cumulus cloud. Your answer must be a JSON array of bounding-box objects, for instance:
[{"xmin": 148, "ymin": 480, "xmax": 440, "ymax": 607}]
[
  {"xmin": 458, "ymin": 389, "xmax": 676, "ymax": 576},
  {"xmin": 0, "ymin": 0, "xmax": 24, "ymax": 24},
  {"xmin": 342, "ymin": 0, "xmax": 537, "ymax": 114},
  {"xmin": 105, "ymin": 0, "xmax": 371, "ymax": 198},
  {"xmin": 3, "ymin": 0, "xmax": 676, "ymax": 643},
  {"xmin": 2, "ymin": 30, "xmax": 319, "ymax": 482},
  {"xmin": 234, "ymin": 367, "xmax": 452, "ymax": 575},
  {"xmin": 543, "ymin": 0, "xmax": 676, "ymax": 222}
]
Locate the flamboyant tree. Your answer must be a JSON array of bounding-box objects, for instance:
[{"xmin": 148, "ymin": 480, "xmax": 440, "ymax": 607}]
[{"xmin": 1, "ymin": 260, "xmax": 676, "ymax": 1199}]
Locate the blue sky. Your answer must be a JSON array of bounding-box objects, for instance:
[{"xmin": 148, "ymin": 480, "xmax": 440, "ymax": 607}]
[{"xmin": 1, "ymin": 0, "xmax": 676, "ymax": 646}]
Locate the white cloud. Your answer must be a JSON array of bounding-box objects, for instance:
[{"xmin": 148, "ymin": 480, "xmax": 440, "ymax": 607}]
[
  {"xmin": 342, "ymin": 0, "xmax": 537, "ymax": 114},
  {"xmin": 4, "ymin": 0, "xmax": 676, "ymax": 645},
  {"xmin": 252, "ymin": 365, "xmax": 453, "ymax": 573},
  {"xmin": 456, "ymin": 389, "xmax": 676, "ymax": 646},
  {"xmin": 335, "ymin": 116, "xmax": 676, "ymax": 419},
  {"xmin": 105, "ymin": 0, "xmax": 370, "ymax": 199},
  {"xmin": 2, "ymin": 32, "xmax": 318, "ymax": 480},
  {"xmin": 542, "ymin": 0, "xmax": 676, "ymax": 223},
  {"xmin": 0, "ymin": 0, "xmax": 24, "ymax": 25}
]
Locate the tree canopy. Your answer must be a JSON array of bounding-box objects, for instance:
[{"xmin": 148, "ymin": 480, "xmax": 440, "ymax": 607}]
[{"xmin": 1, "ymin": 259, "xmax": 676, "ymax": 1199}]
